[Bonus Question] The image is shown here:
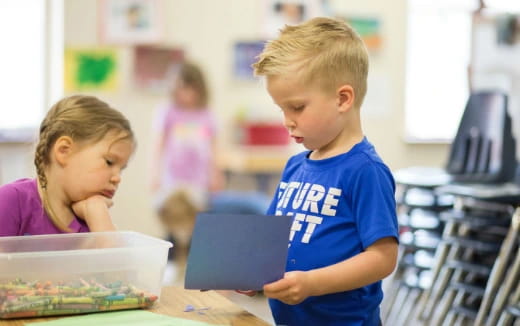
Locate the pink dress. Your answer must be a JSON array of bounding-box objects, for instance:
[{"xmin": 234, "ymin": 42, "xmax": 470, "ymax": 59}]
[{"xmin": 153, "ymin": 104, "xmax": 217, "ymax": 208}]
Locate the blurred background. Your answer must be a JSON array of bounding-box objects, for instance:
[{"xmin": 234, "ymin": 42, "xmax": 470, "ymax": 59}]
[
  {"xmin": 1, "ymin": 1, "xmax": 520, "ymax": 324},
  {"xmin": 6, "ymin": 0, "xmax": 519, "ymax": 237}
]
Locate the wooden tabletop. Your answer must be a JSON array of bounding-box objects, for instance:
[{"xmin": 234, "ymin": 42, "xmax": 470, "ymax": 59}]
[
  {"xmin": 0, "ymin": 286, "xmax": 271, "ymax": 326},
  {"xmin": 218, "ymin": 145, "xmax": 292, "ymax": 174}
]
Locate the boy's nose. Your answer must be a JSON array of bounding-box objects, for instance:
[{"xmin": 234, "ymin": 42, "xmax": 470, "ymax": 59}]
[{"xmin": 283, "ymin": 115, "xmax": 296, "ymax": 129}]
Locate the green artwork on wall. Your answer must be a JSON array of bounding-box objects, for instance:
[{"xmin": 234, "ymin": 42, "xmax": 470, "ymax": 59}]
[{"xmin": 65, "ymin": 48, "xmax": 118, "ymax": 91}]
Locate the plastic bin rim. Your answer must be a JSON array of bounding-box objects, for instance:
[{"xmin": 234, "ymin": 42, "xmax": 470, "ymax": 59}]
[{"xmin": 0, "ymin": 231, "xmax": 173, "ymax": 259}]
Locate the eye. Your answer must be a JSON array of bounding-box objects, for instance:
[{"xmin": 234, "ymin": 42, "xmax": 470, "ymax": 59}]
[
  {"xmin": 292, "ymin": 105, "xmax": 305, "ymax": 111},
  {"xmin": 105, "ymin": 158, "xmax": 113, "ymax": 166}
]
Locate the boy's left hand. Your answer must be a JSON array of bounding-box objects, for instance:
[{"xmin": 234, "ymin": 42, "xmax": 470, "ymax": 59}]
[{"xmin": 263, "ymin": 271, "xmax": 313, "ymax": 305}]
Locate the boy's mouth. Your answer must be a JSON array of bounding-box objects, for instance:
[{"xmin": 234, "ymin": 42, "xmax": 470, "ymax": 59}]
[{"xmin": 292, "ymin": 136, "xmax": 304, "ymax": 144}]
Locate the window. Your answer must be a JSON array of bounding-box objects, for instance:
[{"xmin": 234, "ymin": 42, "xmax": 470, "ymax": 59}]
[
  {"xmin": 0, "ymin": 0, "xmax": 63, "ymax": 141},
  {"xmin": 405, "ymin": 0, "xmax": 474, "ymax": 143}
]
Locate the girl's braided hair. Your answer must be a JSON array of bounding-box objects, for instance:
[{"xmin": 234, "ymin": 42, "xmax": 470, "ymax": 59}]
[{"xmin": 34, "ymin": 95, "xmax": 134, "ymax": 231}]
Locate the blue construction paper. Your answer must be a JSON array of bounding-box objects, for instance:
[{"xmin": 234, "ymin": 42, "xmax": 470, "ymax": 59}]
[{"xmin": 184, "ymin": 213, "xmax": 292, "ymax": 291}]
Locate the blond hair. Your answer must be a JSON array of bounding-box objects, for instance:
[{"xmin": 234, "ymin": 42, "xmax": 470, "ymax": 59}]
[
  {"xmin": 253, "ymin": 17, "xmax": 369, "ymax": 108},
  {"xmin": 34, "ymin": 95, "xmax": 135, "ymax": 232}
]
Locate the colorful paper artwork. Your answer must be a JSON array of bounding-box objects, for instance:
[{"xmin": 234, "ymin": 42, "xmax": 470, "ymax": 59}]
[
  {"xmin": 64, "ymin": 48, "xmax": 118, "ymax": 92},
  {"xmin": 233, "ymin": 41, "xmax": 266, "ymax": 80},
  {"xmin": 345, "ymin": 16, "xmax": 382, "ymax": 51},
  {"xmin": 99, "ymin": 0, "xmax": 164, "ymax": 44},
  {"xmin": 133, "ymin": 45, "xmax": 184, "ymax": 91}
]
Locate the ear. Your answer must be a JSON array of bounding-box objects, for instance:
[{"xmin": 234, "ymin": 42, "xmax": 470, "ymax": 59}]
[
  {"xmin": 52, "ymin": 136, "xmax": 74, "ymax": 166},
  {"xmin": 336, "ymin": 84, "xmax": 355, "ymax": 113}
]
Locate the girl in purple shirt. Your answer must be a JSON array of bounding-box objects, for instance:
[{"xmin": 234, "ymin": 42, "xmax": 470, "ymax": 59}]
[{"xmin": 0, "ymin": 95, "xmax": 135, "ymax": 236}]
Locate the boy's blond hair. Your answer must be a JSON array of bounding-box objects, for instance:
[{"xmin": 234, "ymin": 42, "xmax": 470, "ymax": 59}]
[{"xmin": 253, "ymin": 17, "xmax": 369, "ymax": 108}]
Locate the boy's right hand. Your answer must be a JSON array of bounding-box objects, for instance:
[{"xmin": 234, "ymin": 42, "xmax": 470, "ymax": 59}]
[
  {"xmin": 235, "ymin": 290, "xmax": 258, "ymax": 297},
  {"xmin": 72, "ymin": 195, "xmax": 116, "ymax": 231}
]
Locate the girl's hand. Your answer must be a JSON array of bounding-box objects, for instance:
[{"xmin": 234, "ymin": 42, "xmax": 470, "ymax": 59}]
[
  {"xmin": 263, "ymin": 271, "xmax": 314, "ymax": 305},
  {"xmin": 72, "ymin": 195, "xmax": 116, "ymax": 231}
]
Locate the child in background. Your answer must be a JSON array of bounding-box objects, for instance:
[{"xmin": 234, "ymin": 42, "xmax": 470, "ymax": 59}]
[
  {"xmin": 151, "ymin": 61, "xmax": 223, "ymax": 208},
  {"xmin": 0, "ymin": 95, "xmax": 135, "ymax": 236},
  {"xmin": 249, "ymin": 17, "xmax": 399, "ymax": 325},
  {"xmin": 150, "ymin": 61, "xmax": 223, "ymax": 219}
]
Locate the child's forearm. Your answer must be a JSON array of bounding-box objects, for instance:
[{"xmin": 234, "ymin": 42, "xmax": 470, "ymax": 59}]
[
  {"xmin": 306, "ymin": 237, "xmax": 398, "ymax": 296},
  {"xmin": 86, "ymin": 211, "xmax": 116, "ymax": 232},
  {"xmin": 73, "ymin": 196, "xmax": 117, "ymax": 232}
]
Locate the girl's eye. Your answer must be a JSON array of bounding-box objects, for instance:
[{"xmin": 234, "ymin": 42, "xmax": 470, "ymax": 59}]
[
  {"xmin": 105, "ymin": 159, "xmax": 113, "ymax": 166},
  {"xmin": 293, "ymin": 105, "xmax": 304, "ymax": 111}
]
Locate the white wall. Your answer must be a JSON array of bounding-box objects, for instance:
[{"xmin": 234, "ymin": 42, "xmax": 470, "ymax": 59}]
[{"xmin": 0, "ymin": 0, "xmax": 450, "ymax": 237}]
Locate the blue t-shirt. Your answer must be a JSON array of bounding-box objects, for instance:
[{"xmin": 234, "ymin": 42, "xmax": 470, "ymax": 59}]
[{"xmin": 267, "ymin": 137, "xmax": 398, "ymax": 326}]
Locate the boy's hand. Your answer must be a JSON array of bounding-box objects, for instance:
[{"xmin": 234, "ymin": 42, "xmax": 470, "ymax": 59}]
[
  {"xmin": 235, "ymin": 290, "xmax": 258, "ymax": 296},
  {"xmin": 263, "ymin": 271, "xmax": 313, "ymax": 305},
  {"xmin": 72, "ymin": 195, "xmax": 116, "ymax": 231}
]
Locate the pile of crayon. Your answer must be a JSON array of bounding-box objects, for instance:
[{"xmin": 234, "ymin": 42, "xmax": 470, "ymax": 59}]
[{"xmin": 0, "ymin": 278, "xmax": 158, "ymax": 319}]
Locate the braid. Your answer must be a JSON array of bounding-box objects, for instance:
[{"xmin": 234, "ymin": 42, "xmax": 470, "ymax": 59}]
[
  {"xmin": 33, "ymin": 95, "xmax": 134, "ymax": 233},
  {"xmin": 34, "ymin": 118, "xmax": 72, "ymax": 232},
  {"xmin": 34, "ymin": 129, "xmax": 50, "ymax": 189}
]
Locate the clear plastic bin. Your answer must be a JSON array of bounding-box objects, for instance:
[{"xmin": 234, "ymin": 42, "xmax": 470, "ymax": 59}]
[{"xmin": 0, "ymin": 231, "xmax": 172, "ymax": 319}]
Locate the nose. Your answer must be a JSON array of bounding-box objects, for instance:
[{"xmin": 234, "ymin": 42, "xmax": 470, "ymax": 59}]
[
  {"xmin": 111, "ymin": 170, "xmax": 121, "ymax": 185},
  {"xmin": 283, "ymin": 114, "xmax": 295, "ymax": 130}
]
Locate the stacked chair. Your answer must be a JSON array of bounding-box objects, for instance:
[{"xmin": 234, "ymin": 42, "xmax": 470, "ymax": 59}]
[
  {"xmin": 385, "ymin": 91, "xmax": 520, "ymax": 326},
  {"xmin": 381, "ymin": 167, "xmax": 453, "ymax": 325}
]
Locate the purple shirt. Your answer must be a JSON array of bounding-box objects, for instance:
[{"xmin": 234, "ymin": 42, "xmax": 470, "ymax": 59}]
[{"xmin": 0, "ymin": 178, "xmax": 89, "ymax": 236}]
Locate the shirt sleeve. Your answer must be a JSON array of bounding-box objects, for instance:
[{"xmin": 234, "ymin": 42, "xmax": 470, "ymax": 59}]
[
  {"xmin": 350, "ymin": 162, "xmax": 399, "ymax": 249},
  {"xmin": 68, "ymin": 218, "xmax": 90, "ymax": 233},
  {"xmin": 0, "ymin": 184, "xmax": 21, "ymax": 236}
]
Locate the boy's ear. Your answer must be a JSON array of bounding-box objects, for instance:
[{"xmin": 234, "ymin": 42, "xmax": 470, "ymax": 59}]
[
  {"xmin": 337, "ymin": 84, "xmax": 355, "ymax": 113},
  {"xmin": 52, "ymin": 136, "xmax": 74, "ymax": 166}
]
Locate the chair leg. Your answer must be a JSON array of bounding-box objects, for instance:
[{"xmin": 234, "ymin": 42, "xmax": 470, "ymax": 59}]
[
  {"xmin": 497, "ymin": 312, "xmax": 515, "ymax": 326},
  {"xmin": 399, "ymin": 287, "xmax": 422, "ymax": 326},
  {"xmin": 385, "ymin": 285, "xmax": 411, "ymax": 326},
  {"xmin": 422, "ymin": 242, "xmax": 463, "ymax": 320},
  {"xmin": 443, "ymin": 310, "xmax": 458, "ymax": 326},
  {"xmin": 381, "ymin": 277, "xmax": 402, "ymax": 322},
  {"xmin": 419, "ymin": 221, "xmax": 457, "ymax": 319},
  {"xmin": 405, "ymin": 288, "xmax": 427, "ymax": 326},
  {"xmin": 476, "ymin": 208, "xmax": 520, "ymax": 326},
  {"xmin": 487, "ymin": 248, "xmax": 520, "ymax": 326},
  {"xmin": 433, "ymin": 287, "xmax": 458, "ymax": 326}
]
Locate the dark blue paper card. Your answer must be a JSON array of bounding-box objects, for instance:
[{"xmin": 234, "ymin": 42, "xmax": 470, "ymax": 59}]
[{"xmin": 184, "ymin": 213, "xmax": 292, "ymax": 290}]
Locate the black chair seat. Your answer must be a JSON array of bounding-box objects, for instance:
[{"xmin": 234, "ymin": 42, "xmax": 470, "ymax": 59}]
[
  {"xmin": 401, "ymin": 270, "xmax": 432, "ymax": 290},
  {"xmin": 401, "ymin": 250, "xmax": 435, "ymax": 270},
  {"xmin": 439, "ymin": 210, "xmax": 511, "ymax": 228},
  {"xmin": 449, "ymin": 281, "xmax": 486, "ymax": 297},
  {"xmin": 443, "ymin": 236, "xmax": 502, "ymax": 253},
  {"xmin": 394, "ymin": 166, "xmax": 452, "ymax": 189},
  {"xmin": 400, "ymin": 230, "xmax": 441, "ymax": 251},
  {"xmin": 399, "ymin": 209, "xmax": 442, "ymax": 231},
  {"xmin": 451, "ymin": 305, "xmax": 478, "ymax": 320},
  {"xmin": 444, "ymin": 260, "xmax": 492, "ymax": 276}
]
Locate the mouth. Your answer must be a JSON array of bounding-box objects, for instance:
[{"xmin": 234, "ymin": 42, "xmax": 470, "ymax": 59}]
[
  {"xmin": 101, "ymin": 190, "xmax": 115, "ymax": 199},
  {"xmin": 292, "ymin": 136, "xmax": 304, "ymax": 144}
]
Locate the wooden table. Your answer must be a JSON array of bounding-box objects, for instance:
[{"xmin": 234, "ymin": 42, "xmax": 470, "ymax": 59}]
[{"xmin": 0, "ymin": 286, "xmax": 271, "ymax": 326}]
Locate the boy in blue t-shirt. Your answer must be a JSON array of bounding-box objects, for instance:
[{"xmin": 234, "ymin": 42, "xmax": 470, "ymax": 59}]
[{"xmin": 248, "ymin": 17, "xmax": 399, "ymax": 325}]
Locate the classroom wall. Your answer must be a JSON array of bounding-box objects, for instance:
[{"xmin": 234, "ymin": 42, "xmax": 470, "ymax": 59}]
[{"xmin": 0, "ymin": 0, "xmax": 450, "ymax": 238}]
